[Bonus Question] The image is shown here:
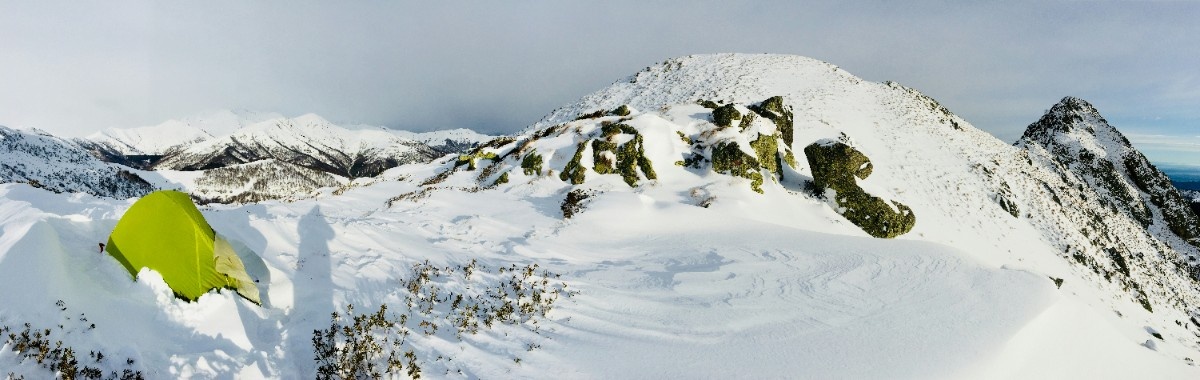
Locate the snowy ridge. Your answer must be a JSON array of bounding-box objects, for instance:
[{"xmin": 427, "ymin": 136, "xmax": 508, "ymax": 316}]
[
  {"xmin": 3, "ymin": 54, "xmax": 1200, "ymax": 377},
  {"xmin": 389, "ymin": 128, "xmax": 498, "ymax": 155},
  {"xmin": 154, "ymin": 114, "xmax": 438, "ymax": 178},
  {"xmin": 85, "ymin": 109, "xmax": 284, "ymax": 155},
  {"xmin": 0, "ymin": 125, "xmax": 153, "ymax": 199}
]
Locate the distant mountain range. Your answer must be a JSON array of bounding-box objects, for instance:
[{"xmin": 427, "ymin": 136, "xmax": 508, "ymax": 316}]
[{"xmin": 6, "ymin": 111, "xmax": 496, "ymax": 202}]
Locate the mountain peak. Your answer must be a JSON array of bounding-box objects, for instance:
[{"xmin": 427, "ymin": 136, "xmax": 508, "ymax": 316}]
[
  {"xmin": 1016, "ymin": 95, "xmax": 1200, "ymax": 247},
  {"xmin": 527, "ymin": 53, "xmax": 859, "ymax": 132},
  {"xmin": 1054, "ymin": 95, "xmax": 1095, "ymax": 109},
  {"xmin": 291, "ymin": 113, "xmax": 332, "ymax": 126},
  {"xmin": 1047, "ymin": 96, "xmax": 1105, "ymax": 122},
  {"xmin": 1017, "ymin": 96, "xmax": 1126, "ymax": 154}
]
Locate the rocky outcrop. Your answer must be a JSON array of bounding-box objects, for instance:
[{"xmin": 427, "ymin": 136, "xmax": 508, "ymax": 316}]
[{"xmin": 804, "ymin": 140, "xmax": 915, "ymax": 238}]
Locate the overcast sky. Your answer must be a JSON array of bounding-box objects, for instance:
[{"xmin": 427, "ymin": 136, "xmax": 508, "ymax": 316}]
[{"xmin": 2, "ymin": 1, "xmax": 1199, "ymax": 164}]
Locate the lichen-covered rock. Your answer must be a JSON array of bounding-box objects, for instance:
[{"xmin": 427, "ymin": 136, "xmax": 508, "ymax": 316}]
[
  {"xmin": 805, "ymin": 140, "xmax": 915, "ymax": 238},
  {"xmin": 591, "ymin": 123, "xmax": 657, "ymax": 187},
  {"xmin": 678, "ymin": 97, "xmax": 798, "ymax": 193},
  {"xmin": 574, "ymin": 109, "xmax": 606, "ymax": 120},
  {"xmin": 712, "ymin": 104, "xmax": 741, "ymax": 128},
  {"xmin": 750, "ymin": 96, "xmax": 795, "ymax": 147},
  {"xmin": 455, "ymin": 151, "xmax": 498, "ymax": 171},
  {"xmin": 610, "ymin": 105, "xmax": 632, "ymax": 116},
  {"xmin": 749, "ymin": 133, "xmax": 780, "ymax": 177},
  {"xmin": 782, "ymin": 149, "xmax": 797, "ymax": 168},
  {"xmin": 591, "ymin": 140, "xmax": 616, "ymax": 175},
  {"xmin": 712, "ymin": 142, "xmax": 764, "ymax": 193},
  {"xmin": 561, "ymin": 188, "xmax": 595, "ymax": 218},
  {"xmin": 521, "ymin": 152, "xmax": 543, "ymax": 176},
  {"xmin": 559, "ymin": 142, "xmax": 588, "ymax": 184},
  {"xmin": 996, "ymin": 181, "xmax": 1021, "ymax": 218}
]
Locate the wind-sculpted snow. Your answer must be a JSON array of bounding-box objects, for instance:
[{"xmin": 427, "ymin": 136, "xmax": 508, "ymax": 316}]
[
  {"xmin": 0, "ymin": 126, "xmax": 153, "ymax": 199},
  {"xmin": 0, "ymin": 180, "xmax": 1056, "ymax": 378}
]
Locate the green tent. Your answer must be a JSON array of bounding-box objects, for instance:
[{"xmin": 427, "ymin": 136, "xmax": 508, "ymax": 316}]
[{"xmin": 106, "ymin": 190, "xmax": 261, "ymax": 304}]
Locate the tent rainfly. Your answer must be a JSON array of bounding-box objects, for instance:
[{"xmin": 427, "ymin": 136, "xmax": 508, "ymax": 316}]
[{"xmin": 106, "ymin": 190, "xmax": 261, "ymax": 304}]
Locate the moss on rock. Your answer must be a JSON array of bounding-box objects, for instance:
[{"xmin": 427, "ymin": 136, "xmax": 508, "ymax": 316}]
[
  {"xmin": 804, "ymin": 140, "xmax": 915, "ymax": 238},
  {"xmin": 591, "ymin": 139, "xmax": 616, "ymax": 175},
  {"xmin": 750, "ymin": 96, "xmax": 795, "ymax": 147},
  {"xmin": 739, "ymin": 112, "xmax": 757, "ymax": 131},
  {"xmin": 677, "ymin": 131, "xmax": 692, "ymax": 145},
  {"xmin": 455, "ymin": 151, "xmax": 499, "ymax": 171},
  {"xmin": 558, "ymin": 142, "xmax": 588, "ymax": 185},
  {"xmin": 590, "ymin": 124, "xmax": 656, "ymax": 187},
  {"xmin": 561, "ymin": 189, "xmax": 595, "ymax": 219},
  {"xmin": 782, "ymin": 149, "xmax": 797, "ymax": 168},
  {"xmin": 521, "ymin": 152, "xmax": 543, "ymax": 176},
  {"xmin": 749, "ymin": 133, "xmax": 780, "ymax": 178},
  {"xmin": 712, "ymin": 104, "xmax": 741, "ymax": 128},
  {"xmin": 610, "ymin": 105, "xmax": 632, "ymax": 116},
  {"xmin": 575, "ymin": 110, "xmax": 606, "ymax": 120},
  {"xmin": 712, "ymin": 142, "xmax": 765, "ymax": 193}
]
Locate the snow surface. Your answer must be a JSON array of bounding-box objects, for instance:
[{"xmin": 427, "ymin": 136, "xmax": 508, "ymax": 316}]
[{"xmin": 4, "ymin": 53, "xmax": 1200, "ymax": 378}]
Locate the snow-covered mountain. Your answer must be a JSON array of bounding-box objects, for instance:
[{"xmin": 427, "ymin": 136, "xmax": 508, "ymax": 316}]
[
  {"xmin": 74, "ymin": 113, "xmax": 494, "ymax": 204},
  {"xmin": 390, "ymin": 128, "xmax": 496, "ymax": 155},
  {"xmin": 137, "ymin": 159, "xmax": 349, "ymax": 205},
  {"xmin": 153, "ymin": 114, "xmax": 439, "ymax": 178},
  {"xmin": 78, "ymin": 112, "xmax": 492, "ymax": 203},
  {"xmin": 4, "ymin": 54, "xmax": 1200, "ymax": 378},
  {"xmin": 83, "ymin": 109, "xmax": 284, "ymax": 156},
  {"xmin": 0, "ymin": 125, "xmax": 153, "ymax": 199}
]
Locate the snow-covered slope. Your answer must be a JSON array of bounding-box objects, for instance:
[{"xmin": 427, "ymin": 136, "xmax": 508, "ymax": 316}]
[
  {"xmin": 138, "ymin": 160, "xmax": 349, "ymax": 205},
  {"xmin": 3, "ymin": 54, "xmax": 1200, "ymax": 378},
  {"xmin": 84, "ymin": 109, "xmax": 284, "ymax": 155},
  {"xmin": 154, "ymin": 114, "xmax": 438, "ymax": 178},
  {"xmin": 0, "ymin": 125, "xmax": 153, "ymax": 199},
  {"xmin": 390, "ymin": 128, "xmax": 497, "ymax": 155}
]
